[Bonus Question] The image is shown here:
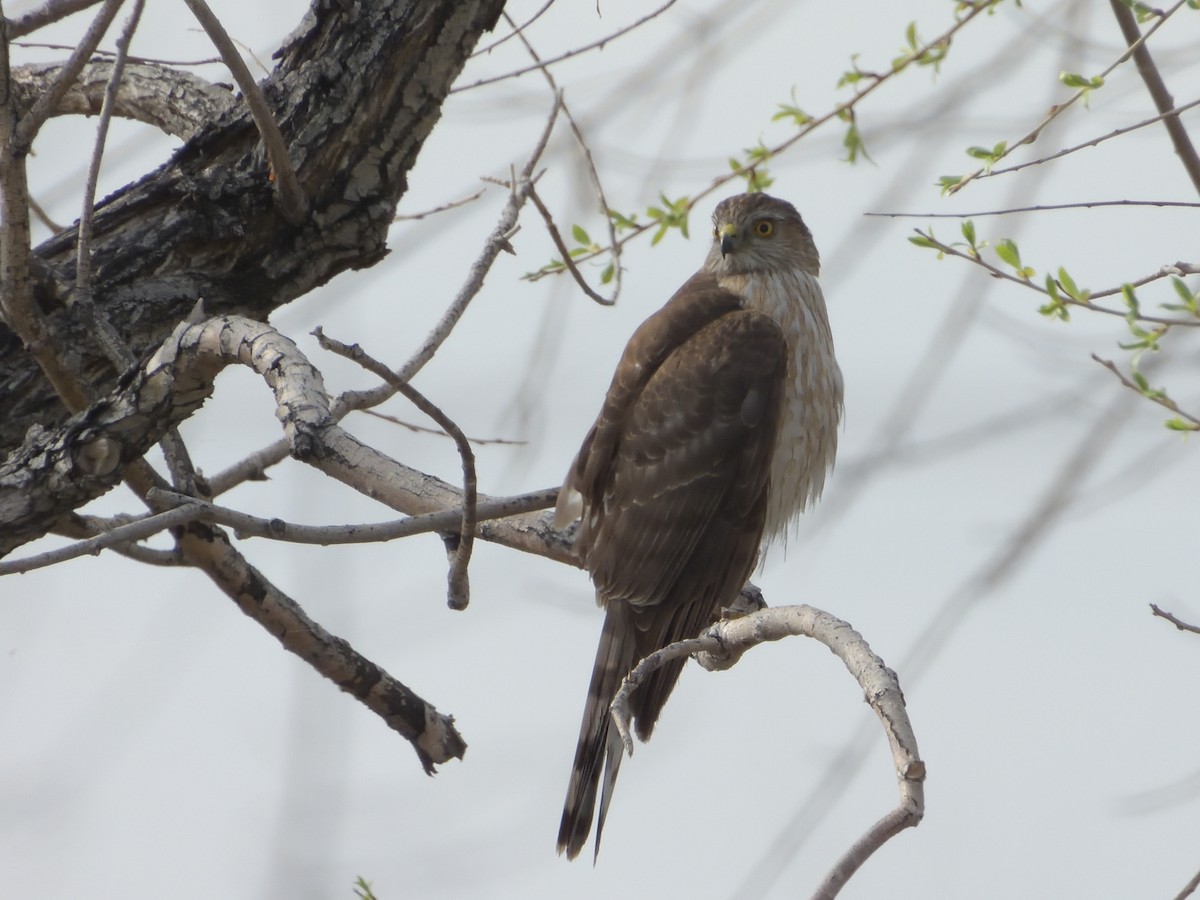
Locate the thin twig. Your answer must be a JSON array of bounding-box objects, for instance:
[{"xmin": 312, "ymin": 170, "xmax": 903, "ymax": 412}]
[
  {"xmin": 868, "ymin": 199, "xmax": 1200, "ymax": 218},
  {"xmin": 0, "ymin": 502, "xmax": 204, "ymax": 574},
  {"xmin": 144, "ymin": 486, "xmax": 557, "ymax": 545},
  {"xmin": 362, "ymin": 408, "xmax": 523, "ymax": 445},
  {"xmin": 1092, "ymin": 354, "xmax": 1200, "ymax": 428},
  {"xmin": 72, "ymin": 0, "xmax": 143, "ymax": 371},
  {"xmin": 913, "ymin": 228, "xmax": 1200, "ymax": 327},
  {"xmin": 527, "ymin": 182, "xmax": 614, "ymax": 306},
  {"xmin": 180, "ymin": 0, "xmax": 307, "ymax": 223},
  {"xmin": 13, "ymin": 0, "xmax": 123, "ymax": 149},
  {"xmin": 982, "ymin": 96, "xmax": 1200, "ymax": 182},
  {"xmin": 355, "ymin": 93, "xmax": 558, "ymax": 394},
  {"xmin": 948, "ymin": 0, "xmax": 1192, "ymax": 195},
  {"xmin": 506, "ymin": 11, "xmax": 622, "ymax": 305},
  {"xmin": 471, "ymin": 0, "xmax": 555, "ymax": 57},
  {"xmin": 1109, "ymin": 0, "xmax": 1200, "ymax": 195},
  {"xmin": 393, "ymin": 188, "xmax": 486, "ymax": 221},
  {"xmin": 7, "ymin": 0, "xmax": 104, "ymax": 39},
  {"xmin": 14, "ymin": 42, "xmax": 222, "ymax": 67},
  {"xmin": 451, "ymin": 0, "xmax": 680, "ymax": 94},
  {"xmin": 313, "ymin": 327, "xmax": 477, "ymax": 610},
  {"xmin": 1150, "ymin": 604, "xmax": 1200, "ymax": 635}
]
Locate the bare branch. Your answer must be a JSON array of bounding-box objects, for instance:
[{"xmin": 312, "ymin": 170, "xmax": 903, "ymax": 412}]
[
  {"xmin": 7, "ymin": 0, "xmax": 104, "ymax": 39},
  {"xmin": 13, "ymin": 0, "xmax": 123, "ymax": 150},
  {"xmin": 1109, "ymin": 0, "xmax": 1200, "ymax": 195},
  {"xmin": 72, "ymin": 0, "xmax": 144, "ymax": 371},
  {"xmin": 1150, "ymin": 603, "xmax": 1200, "ymax": 636},
  {"xmin": 180, "ymin": 0, "xmax": 307, "ymax": 223},
  {"xmin": 470, "ymin": 0, "xmax": 554, "ymax": 57},
  {"xmin": 9, "ymin": 60, "xmax": 234, "ymax": 138},
  {"xmin": 1174, "ymin": 866, "xmax": 1200, "ymax": 900},
  {"xmin": 144, "ymin": 486, "xmax": 557, "ymax": 546},
  {"xmin": 0, "ymin": 314, "xmax": 571, "ymax": 563},
  {"xmin": 393, "ymin": 187, "xmax": 485, "ymax": 221},
  {"xmin": 980, "ymin": 96, "xmax": 1200, "ymax": 183},
  {"xmin": 451, "ymin": 0, "xmax": 680, "ymax": 94},
  {"xmin": 176, "ymin": 518, "xmax": 467, "ymax": 773},
  {"xmin": 362, "ymin": 408, "xmax": 523, "ymax": 445},
  {"xmin": 868, "ymin": 199, "xmax": 1200, "ymax": 218},
  {"xmin": 611, "ymin": 604, "xmax": 924, "ymax": 900},
  {"xmin": 506, "ymin": 11, "xmax": 622, "ymax": 304},
  {"xmin": 0, "ymin": 501, "xmax": 203, "ymax": 574},
  {"xmin": 313, "ymin": 326, "xmax": 478, "ymax": 611}
]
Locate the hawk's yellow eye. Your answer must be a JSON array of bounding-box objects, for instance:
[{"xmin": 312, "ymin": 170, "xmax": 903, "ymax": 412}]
[
  {"xmin": 712, "ymin": 226, "xmax": 719, "ymax": 240},
  {"xmin": 754, "ymin": 220, "xmax": 774, "ymax": 237}
]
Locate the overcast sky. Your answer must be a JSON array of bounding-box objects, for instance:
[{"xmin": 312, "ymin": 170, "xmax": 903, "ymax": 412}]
[{"xmin": 3, "ymin": 1, "xmax": 1200, "ymax": 898}]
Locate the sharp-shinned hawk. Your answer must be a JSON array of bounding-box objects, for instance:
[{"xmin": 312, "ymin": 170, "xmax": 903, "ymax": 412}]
[{"xmin": 554, "ymin": 192, "xmax": 843, "ymax": 861}]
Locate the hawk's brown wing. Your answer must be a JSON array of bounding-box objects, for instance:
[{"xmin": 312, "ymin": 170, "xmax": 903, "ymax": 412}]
[
  {"xmin": 557, "ymin": 277, "xmax": 787, "ymax": 860},
  {"xmin": 582, "ymin": 303, "xmax": 787, "ymax": 731}
]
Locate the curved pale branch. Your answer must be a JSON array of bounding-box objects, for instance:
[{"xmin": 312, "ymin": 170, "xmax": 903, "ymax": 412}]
[
  {"xmin": 0, "ymin": 314, "xmax": 570, "ymax": 563},
  {"xmin": 611, "ymin": 604, "xmax": 924, "ymax": 900},
  {"xmin": 10, "ymin": 60, "xmax": 235, "ymax": 139}
]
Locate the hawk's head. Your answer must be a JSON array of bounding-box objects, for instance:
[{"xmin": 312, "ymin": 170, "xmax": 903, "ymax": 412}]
[{"xmin": 703, "ymin": 193, "xmax": 820, "ymax": 278}]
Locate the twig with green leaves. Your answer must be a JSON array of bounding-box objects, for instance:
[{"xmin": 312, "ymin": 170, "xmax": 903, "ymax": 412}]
[
  {"xmin": 909, "ymin": 223, "xmax": 1200, "ymax": 327},
  {"xmin": 939, "ymin": 0, "xmax": 1195, "ymax": 195},
  {"xmin": 525, "ymin": 0, "xmax": 1008, "ymax": 283}
]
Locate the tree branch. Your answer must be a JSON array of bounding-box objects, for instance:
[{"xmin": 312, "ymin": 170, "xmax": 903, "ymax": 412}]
[
  {"xmin": 1149, "ymin": 603, "xmax": 1200, "ymax": 636},
  {"xmin": 9, "ymin": 60, "xmax": 234, "ymax": 138},
  {"xmin": 180, "ymin": 0, "xmax": 307, "ymax": 223},
  {"xmin": 611, "ymin": 605, "xmax": 924, "ymax": 900},
  {"xmin": 175, "ymin": 517, "xmax": 466, "ymax": 774},
  {"xmin": 1109, "ymin": 0, "xmax": 1200, "ymax": 195}
]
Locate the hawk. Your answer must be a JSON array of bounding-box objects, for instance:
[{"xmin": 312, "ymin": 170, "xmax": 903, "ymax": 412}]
[{"xmin": 554, "ymin": 192, "xmax": 844, "ymax": 860}]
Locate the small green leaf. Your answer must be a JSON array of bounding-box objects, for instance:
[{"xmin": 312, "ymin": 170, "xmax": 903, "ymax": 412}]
[
  {"xmin": 909, "ymin": 234, "xmax": 940, "ymax": 249},
  {"xmin": 937, "ymin": 175, "xmax": 963, "ymax": 194},
  {"xmin": 1165, "ymin": 417, "xmax": 1199, "ymax": 432},
  {"xmin": 600, "ymin": 263, "xmax": 614, "ymax": 285},
  {"xmin": 1121, "ymin": 283, "xmax": 1139, "ymax": 316},
  {"xmin": 995, "ymin": 238, "xmax": 1021, "ymax": 270},
  {"xmin": 1057, "ymin": 266, "xmax": 1088, "ymax": 301},
  {"xmin": 571, "ymin": 224, "xmax": 589, "ymax": 245},
  {"xmin": 960, "ymin": 219, "xmax": 976, "ymax": 247},
  {"xmin": 607, "ymin": 208, "xmax": 638, "ymax": 231}
]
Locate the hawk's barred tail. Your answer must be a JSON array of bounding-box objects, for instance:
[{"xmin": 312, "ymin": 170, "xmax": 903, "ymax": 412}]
[{"xmin": 556, "ymin": 601, "xmax": 638, "ymax": 861}]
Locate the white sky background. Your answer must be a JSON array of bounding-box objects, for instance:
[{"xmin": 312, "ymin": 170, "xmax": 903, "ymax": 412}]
[{"xmin": 3, "ymin": 1, "xmax": 1200, "ymax": 898}]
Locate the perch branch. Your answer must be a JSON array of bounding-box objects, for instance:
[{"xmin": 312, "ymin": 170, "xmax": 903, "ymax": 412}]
[{"xmin": 611, "ymin": 605, "xmax": 924, "ymax": 900}]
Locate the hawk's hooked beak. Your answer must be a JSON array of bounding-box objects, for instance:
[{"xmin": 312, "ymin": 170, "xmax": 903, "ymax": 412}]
[{"xmin": 718, "ymin": 223, "xmax": 737, "ymax": 258}]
